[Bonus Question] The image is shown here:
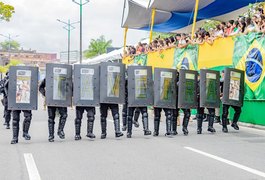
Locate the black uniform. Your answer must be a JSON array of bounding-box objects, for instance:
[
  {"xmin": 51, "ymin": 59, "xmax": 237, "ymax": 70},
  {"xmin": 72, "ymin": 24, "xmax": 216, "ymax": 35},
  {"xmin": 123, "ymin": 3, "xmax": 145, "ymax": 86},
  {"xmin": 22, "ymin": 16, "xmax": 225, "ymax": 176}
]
[
  {"xmin": 39, "ymin": 78, "xmax": 68, "ymax": 142},
  {"xmin": 153, "ymin": 108, "xmax": 172, "ymax": 136},
  {"xmin": 4, "ymin": 77, "xmax": 32, "ymax": 144},
  {"xmin": 100, "ymin": 103, "xmax": 123, "ymax": 139},
  {"xmin": 126, "ymin": 106, "xmax": 151, "ymax": 138},
  {"xmin": 196, "ymin": 80, "xmax": 216, "ymax": 134},
  {"xmin": 221, "ymin": 81, "xmax": 241, "ymax": 132},
  {"xmin": 0, "ymin": 75, "xmax": 11, "ymax": 129}
]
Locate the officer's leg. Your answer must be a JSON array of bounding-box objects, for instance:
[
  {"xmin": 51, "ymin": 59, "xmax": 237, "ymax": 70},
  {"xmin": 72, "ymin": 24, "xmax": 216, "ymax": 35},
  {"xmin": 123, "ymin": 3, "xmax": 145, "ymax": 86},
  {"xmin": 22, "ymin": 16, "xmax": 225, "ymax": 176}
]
[
  {"xmin": 100, "ymin": 104, "xmax": 108, "ymax": 139},
  {"xmin": 111, "ymin": 104, "xmax": 123, "ymax": 138},
  {"xmin": 11, "ymin": 110, "xmax": 21, "ymax": 144},
  {"xmin": 207, "ymin": 108, "xmax": 216, "ymax": 133},
  {"xmin": 231, "ymin": 106, "xmax": 241, "ymax": 130},
  {"xmin": 164, "ymin": 108, "xmax": 172, "ymax": 136},
  {"xmin": 133, "ymin": 107, "xmax": 140, "ymax": 128},
  {"xmin": 171, "ymin": 108, "xmax": 179, "ymax": 135},
  {"xmin": 182, "ymin": 109, "xmax": 191, "ymax": 135},
  {"xmin": 153, "ymin": 108, "xmax": 161, "ymax": 136},
  {"xmin": 22, "ymin": 110, "xmax": 32, "ymax": 140},
  {"xmin": 196, "ymin": 107, "xmax": 204, "ymax": 134},
  {"xmin": 75, "ymin": 106, "xmax": 84, "ymax": 140},
  {"xmin": 122, "ymin": 104, "xmax": 127, "ymax": 131},
  {"xmin": 141, "ymin": 107, "xmax": 151, "ymax": 135},
  {"xmin": 48, "ymin": 107, "xmax": 56, "ymax": 142},
  {"xmin": 126, "ymin": 107, "xmax": 135, "ymax": 138},
  {"xmin": 4, "ymin": 105, "xmax": 11, "ymax": 129},
  {"xmin": 221, "ymin": 104, "xmax": 229, "ymax": 133},
  {"xmin": 58, "ymin": 107, "xmax": 68, "ymax": 139},
  {"xmin": 214, "ymin": 107, "xmax": 221, "ymax": 123},
  {"xmin": 86, "ymin": 107, "xmax": 96, "ymax": 139}
]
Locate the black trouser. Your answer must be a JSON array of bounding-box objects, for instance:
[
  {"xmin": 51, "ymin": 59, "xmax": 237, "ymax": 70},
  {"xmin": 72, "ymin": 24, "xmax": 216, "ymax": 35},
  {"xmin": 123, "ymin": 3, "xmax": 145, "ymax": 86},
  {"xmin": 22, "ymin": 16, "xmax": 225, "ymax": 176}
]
[
  {"xmin": 12, "ymin": 110, "xmax": 32, "ymax": 139},
  {"xmin": 222, "ymin": 104, "xmax": 241, "ymax": 127},
  {"xmin": 100, "ymin": 103, "xmax": 121, "ymax": 134},
  {"xmin": 48, "ymin": 106, "xmax": 67, "ymax": 137},
  {"xmin": 127, "ymin": 107, "xmax": 149, "ymax": 134},
  {"xmin": 122, "ymin": 103, "xmax": 127, "ymax": 127},
  {"xmin": 182, "ymin": 108, "xmax": 191, "ymax": 129},
  {"xmin": 197, "ymin": 107, "xmax": 215, "ymax": 130},
  {"xmin": 172, "ymin": 108, "xmax": 179, "ymax": 132},
  {"xmin": 3, "ymin": 97, "xmax": 11, "ymax": 125},
  {"xmin": 75, "ymin": 106, "xmax": 95, "ymax": 135},
  {"xmin": 154, "ymin": 108, "xmax": 172, "ymax": 134}
]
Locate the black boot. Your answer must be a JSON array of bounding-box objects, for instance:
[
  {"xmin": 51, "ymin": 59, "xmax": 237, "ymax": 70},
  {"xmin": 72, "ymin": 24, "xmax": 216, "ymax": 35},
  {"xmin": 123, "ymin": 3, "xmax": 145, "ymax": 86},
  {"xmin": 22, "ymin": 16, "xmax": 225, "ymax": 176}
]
[
  {"xmin": 75, "ymin": 120, "xmax": 82, "ymax": 140},
  {"xmin": 11, "ymin": 123, "xmax": 19, "ymax": 144},
  {"xmin": 153, "ymin": 118, "xmax": 160, "ymax": 136},
  {"xmin": 222, "ymin": 117, "xmax": 228, "ymax": 133},
  {"xmin": 100, "ymin": 117, "xmax": 107, "ymax": 139},
  {"xmin": 114, "ymin": 115, "xmax": 123, "ymax": 138},
  {"xmin": 182, "ymin": 117, "xmax": 189, "ymax": 136},
  {"xmin": 142, "ymin": 115, "xmax": 151, "ymax": 135},
  {"xmin": 127, "ymin": 116, "xmax": 133, "ymax": 138},
  {"xmin": 58, "ymin": 118, "xmax": 66, "ymax": 139},
  {"xmin": 48, "ymin": 120, "xmax": 55, "ymax": 142},
  {"xmin": 197, "ymin": 115, "xmax": 203, "ymax": 134},
  {"xmin": 214, "ymin": 116, "xmax": 221, "ymax": 123},
  {"xmin": 22, "ymin": 120, "xmax": 31, "ymax": 140},
  {"xmin": 122, "ymin": 113, "xmax": 127, "ymax": 131},
  {"xmin": 86, "ymin": 121, "xmax": 96, "ymax": 139},
  {"xmin": 207, "ymin": 115, "xmax": 216, "ymax": 133},
  {"xmin": 171, "ymin": 117, "xmax": 178, "ymax": 135},
  {"xmin": 6, "ymin": 123, "xmax": 10, "ymax": 129},
  {"xmin": 231, "ymin": 122, "xmax": 239, "ymax": 130},
  {"xmin": 165, "ymin": 115, "xmax": 172, "ymax": 136}
]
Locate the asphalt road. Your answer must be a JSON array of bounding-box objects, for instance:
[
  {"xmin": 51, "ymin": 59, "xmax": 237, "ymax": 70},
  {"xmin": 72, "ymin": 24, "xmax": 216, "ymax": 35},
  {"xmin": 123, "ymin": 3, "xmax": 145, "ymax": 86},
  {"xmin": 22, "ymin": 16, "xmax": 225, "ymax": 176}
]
[{"xmin": 1, "ymin": 100, "xmax": 265, "ymax": 180}]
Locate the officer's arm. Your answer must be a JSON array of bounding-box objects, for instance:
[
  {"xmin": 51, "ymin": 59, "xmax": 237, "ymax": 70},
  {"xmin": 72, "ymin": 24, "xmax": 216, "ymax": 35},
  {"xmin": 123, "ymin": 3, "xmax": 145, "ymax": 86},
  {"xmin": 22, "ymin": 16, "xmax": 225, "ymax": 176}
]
[{"xmin": 39, "ymin": 79, "xmax": 46, "ymax": 97}]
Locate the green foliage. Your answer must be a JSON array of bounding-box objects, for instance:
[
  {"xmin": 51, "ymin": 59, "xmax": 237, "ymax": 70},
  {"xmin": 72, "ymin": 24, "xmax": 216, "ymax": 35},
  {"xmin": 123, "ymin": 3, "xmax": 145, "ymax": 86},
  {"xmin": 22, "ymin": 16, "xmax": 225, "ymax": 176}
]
[
  {"xmin": 201, "ymin": 20, "xmax": 221, "ymax": 31},
  {"xmin": 84, "ymin": 35, "xmax": 112, "ymax": 59},
  {"xmin": 0, "ymin": 40, "xmax": 20, "ymax": 51},
  {"xmin": 0, "ymin": 59, "xmax": 22, "ymax": 73},
  {"xmin": 0, "ymin": 2, "xmax": 15, "ymax": 22},
  {"xmin": 152, "ymin": 32, "xmax": 175, "ymax": 39}
]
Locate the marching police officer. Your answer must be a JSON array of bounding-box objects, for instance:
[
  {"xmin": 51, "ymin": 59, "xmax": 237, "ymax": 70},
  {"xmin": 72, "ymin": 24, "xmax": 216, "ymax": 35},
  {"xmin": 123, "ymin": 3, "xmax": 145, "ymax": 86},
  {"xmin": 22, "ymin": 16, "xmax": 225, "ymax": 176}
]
[
  {"xmin": 0, "ymin": 72, "xmax": 11, "ymax": 129},
  {"xmin": 39, "ymin": 78, "xmax": 68, "ymax": 142}
]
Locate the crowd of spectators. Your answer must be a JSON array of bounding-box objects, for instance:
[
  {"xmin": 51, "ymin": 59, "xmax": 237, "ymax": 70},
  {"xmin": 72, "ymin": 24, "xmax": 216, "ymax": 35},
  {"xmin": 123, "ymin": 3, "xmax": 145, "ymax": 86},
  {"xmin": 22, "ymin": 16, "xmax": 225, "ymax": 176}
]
[{"xmin": 123, "ymin": 7, "xmax": 265, "ymax": 57}]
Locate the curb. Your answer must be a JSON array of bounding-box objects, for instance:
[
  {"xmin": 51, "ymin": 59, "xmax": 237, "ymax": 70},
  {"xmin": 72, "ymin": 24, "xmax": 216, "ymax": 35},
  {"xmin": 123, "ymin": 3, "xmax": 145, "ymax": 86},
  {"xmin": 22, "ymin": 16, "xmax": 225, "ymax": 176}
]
[{"xmin": 239, "ymin": 122, "xmax": 265, "ymax": 131}]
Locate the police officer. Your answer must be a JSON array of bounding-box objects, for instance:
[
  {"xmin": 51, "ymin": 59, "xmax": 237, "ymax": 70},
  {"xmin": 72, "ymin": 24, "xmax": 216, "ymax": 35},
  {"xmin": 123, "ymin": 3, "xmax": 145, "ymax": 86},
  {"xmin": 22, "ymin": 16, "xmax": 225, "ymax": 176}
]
[
  {"xmin": 74, "ymin": 106, "xmax": 96, "ymax": 140},
  {"xmin": 39, "ymin": 78, "xmax": 68, "ymax": 142},
  {"xmin": 0, "ymin": 72, "xmax": 11, "ymax": 129},
  {"xmin": 4, "ymin": 74, "xmax": 32, "ymax": 144}
]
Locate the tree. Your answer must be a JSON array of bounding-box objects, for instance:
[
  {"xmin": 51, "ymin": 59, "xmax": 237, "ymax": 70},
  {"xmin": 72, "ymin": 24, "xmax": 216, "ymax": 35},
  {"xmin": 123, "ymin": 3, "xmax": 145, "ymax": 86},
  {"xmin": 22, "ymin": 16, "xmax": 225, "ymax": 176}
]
[
  {"xmin": 84, "ymin": 35, "xmax": 112, "ymax": 59},
  {"xmin": 0, "ymin": 2, "xmax": 15, "ymax": 22},
  {"xmin": 0, "ymin": 40, "xmax": 20, "ymax": 51}
]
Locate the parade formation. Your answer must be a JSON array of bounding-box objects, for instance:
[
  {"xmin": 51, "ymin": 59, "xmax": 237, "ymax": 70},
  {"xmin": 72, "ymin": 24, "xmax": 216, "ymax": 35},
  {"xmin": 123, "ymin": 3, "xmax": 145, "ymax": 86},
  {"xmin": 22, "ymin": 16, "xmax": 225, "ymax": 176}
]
[{"xmin": 0, "ymin": 62, "xmax": 244, "ymax": 144}]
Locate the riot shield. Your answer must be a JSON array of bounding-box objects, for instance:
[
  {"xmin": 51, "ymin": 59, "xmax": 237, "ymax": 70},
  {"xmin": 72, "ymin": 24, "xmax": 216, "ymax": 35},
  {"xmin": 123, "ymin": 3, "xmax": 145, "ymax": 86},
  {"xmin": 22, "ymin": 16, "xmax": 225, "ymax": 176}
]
[
  {"xmin": 178, "ymin": 69, "xmax": 198, "ymax": 109},
  {"xmin": 46, "ymin": 63, "xmax": 72, "ymax": 107},
  {"xmin": 222, "ymin": 68, "xmax": 244, "ymax": 107},
  {"xmin": 200, "ymin": 69, "xmax": 220, "ymax": 108},
  {"xmin": 73, "ymin": 64, "xmax": 100, "ymax": 106},
  {"xmin": 127, "ymin": 66, "xmax": 153, "ymax": 107},
  {"xmin": 154, "ymin": 68, "xmax": 176, "ymax": 109},
  {"xmin": 100, "ymin": 62, "xmax": 125, "ymax": 104},
  {"xmin": 8, "ymin": 66, "xmax": 39, "ymax": 110}
]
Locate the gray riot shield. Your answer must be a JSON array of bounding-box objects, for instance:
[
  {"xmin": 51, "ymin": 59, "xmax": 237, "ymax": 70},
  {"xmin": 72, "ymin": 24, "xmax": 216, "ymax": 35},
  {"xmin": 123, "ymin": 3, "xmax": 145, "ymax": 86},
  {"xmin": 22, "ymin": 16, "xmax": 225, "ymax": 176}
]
[
  {"xmin": 222, "ymin": 68, "xmax": 244, "ymax": 107},
  {"xmin": 46, "ymin": 63, "xmax": 72, "ymax": 107},
  {"xmin": 154, "ymin": 68, "xmax": 176, "ymax": 109},
  {"xmin": 178, "ymin": 69, "xmax": 198, "ymax": 109},
  {"xmin": 100, "ymin": 62, "xmax": 125, "ymax": 104},
  {"xmin": 200, "ymin": 69, "xmax": 220, "ymax": 108},
  {"xmin": 73, "ymin": 64, "xmax": 100, "ymax": 107},
  {"xmin": 8, "ymin": 66, "xmax": 39, "ymax": 110},
  {"xmin": 127, "ymin": 66, "xmax": 153, "ymax": 107}
]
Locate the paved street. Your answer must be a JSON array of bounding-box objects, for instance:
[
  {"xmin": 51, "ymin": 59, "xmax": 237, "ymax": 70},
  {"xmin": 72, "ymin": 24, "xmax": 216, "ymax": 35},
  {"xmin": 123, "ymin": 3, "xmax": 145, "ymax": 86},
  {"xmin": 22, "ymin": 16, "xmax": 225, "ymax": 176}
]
[{"xmin": 1, "ymin": 100, "xmax": 265, "ymax": 180}]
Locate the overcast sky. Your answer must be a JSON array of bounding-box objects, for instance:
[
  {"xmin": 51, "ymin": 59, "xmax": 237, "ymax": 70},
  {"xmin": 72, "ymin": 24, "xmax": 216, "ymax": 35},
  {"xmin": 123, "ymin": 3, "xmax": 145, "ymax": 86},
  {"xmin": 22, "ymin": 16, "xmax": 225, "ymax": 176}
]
[{"xmin": 0, "ymin": 0, "xmax": 148, "ymax": 54}]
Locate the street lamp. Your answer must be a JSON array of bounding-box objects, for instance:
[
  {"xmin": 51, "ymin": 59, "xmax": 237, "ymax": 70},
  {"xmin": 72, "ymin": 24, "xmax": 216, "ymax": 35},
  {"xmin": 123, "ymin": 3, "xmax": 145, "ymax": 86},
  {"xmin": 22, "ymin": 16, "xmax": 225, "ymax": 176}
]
[
  {"xmin": 72, "ymin": 0, "xmax": 89, "ymax": 64},
  {"xmin": 57, "ymin": 19, "xmax": 79, "ymax": 64},
  {"xmin": 0, "ymin": 33, "xmax": 19, "ymax": 60}
]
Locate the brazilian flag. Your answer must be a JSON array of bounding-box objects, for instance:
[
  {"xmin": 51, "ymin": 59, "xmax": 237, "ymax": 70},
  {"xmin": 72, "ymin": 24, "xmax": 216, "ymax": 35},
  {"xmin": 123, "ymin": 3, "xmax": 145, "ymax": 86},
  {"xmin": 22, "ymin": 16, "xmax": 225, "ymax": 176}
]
[
  {"xmin": 134, "ymin": 54, "xmax": 147, "ymax": 66},
  {"xmin": 233, "ymin": 32, "xmax": 265, "ymax": 99},
  {"xmin": 172, "ymin": 45, "xmax": 198, "ymax": 70}
]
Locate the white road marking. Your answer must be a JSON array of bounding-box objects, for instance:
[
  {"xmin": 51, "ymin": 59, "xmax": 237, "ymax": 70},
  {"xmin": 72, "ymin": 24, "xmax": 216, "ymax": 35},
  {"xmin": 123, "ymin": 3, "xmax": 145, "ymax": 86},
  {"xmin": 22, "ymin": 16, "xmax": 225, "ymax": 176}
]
[
  {"xmin": 185, "ymin": 147, "xmax": 265, "ymax": 178},
  {"xmin": 24, "ymin": 153, "xmax": 41, "ymax": 180}
]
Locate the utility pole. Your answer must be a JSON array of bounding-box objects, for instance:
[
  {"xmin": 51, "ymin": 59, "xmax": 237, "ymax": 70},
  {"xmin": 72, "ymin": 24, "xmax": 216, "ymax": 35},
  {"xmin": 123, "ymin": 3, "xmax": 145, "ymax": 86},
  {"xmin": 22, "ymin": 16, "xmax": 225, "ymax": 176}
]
[
  {"xmin": 57, "ymin": 19, "xmax": 79, "ymax": 64},
  {"xmin": 72, "ymin": 0, "xmax": 89, "ymax": 64}
]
